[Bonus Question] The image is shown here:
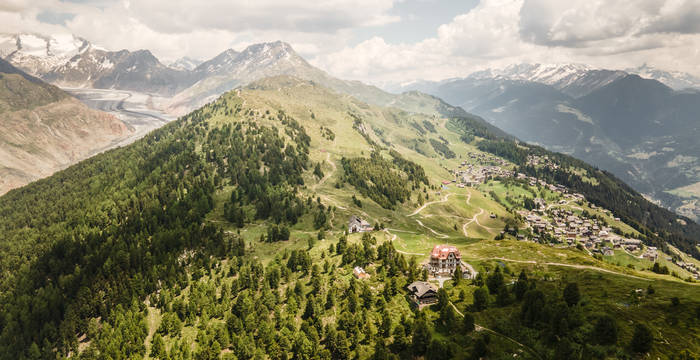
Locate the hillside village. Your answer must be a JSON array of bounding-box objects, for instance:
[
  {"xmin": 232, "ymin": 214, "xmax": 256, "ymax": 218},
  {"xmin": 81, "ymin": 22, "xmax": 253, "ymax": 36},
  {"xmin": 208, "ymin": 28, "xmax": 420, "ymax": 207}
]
[{"xmin": 441, "ymin": 151, "xmax": 700, "ymax": 281}]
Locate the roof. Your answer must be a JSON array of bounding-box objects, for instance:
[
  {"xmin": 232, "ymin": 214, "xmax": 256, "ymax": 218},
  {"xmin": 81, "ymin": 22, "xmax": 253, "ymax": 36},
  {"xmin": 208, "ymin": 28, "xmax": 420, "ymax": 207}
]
[
  {"xmin": 406, "ymin": 281, "xmax": 438, "ymax": 298},
  {"xmin": 349, "ymin": 216, "xmax": 370, "ymax": 226},
  {"xmin": 430, "ymin": 244, "xmax": 461, "ymax": 260}
]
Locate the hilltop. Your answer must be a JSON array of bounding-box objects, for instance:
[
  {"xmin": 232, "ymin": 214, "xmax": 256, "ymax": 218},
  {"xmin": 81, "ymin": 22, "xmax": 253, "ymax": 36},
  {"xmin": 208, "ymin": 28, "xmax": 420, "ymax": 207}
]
[{"xmin": 0, "ymin": 76, "xmax": 698, "ymax": 359}]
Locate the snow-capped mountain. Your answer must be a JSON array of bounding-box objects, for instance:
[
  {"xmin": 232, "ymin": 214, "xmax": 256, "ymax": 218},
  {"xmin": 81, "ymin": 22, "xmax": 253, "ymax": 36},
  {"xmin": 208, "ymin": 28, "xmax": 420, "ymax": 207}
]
[
  {"xmin": 1, "ymin": 33, "xmax": 197, "ymax": 95},
  {"xmin": 168, "ymin": 56, "xmax": 202, "ymax": 71},
  {"xmin": 467, "ymin": 63, "xmax": 627, "ymax": 98},
  {"xmin": 169, "ymin": 41, "xmax": 323, "ymax": 114},
  {"xmin": 627, "ymin": 64, "xmax": 700, "ymax": 90},
  {"xmin": 0, "ymin": 33, "xmax": 90, "ymax": 76},
  {"xmin": 193, "ymin": 49, "xmax": 239, "ymax": 75}
]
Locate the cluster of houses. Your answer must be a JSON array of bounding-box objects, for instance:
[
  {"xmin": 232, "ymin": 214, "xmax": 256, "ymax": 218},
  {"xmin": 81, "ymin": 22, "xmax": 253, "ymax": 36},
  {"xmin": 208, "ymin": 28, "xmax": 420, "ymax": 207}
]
[
  {"xmin": 454, "ymin": 165, "xmax": 514, "ymax": 187},
  {"xmin": 516, "ymin": 172, "xmax": 572, "ymax": 195},
  {"xmin": 519, "ymin": 205, "xmax": 649, "ymax": 258},
  {"xmin": 526, "ymin": 154, "xmax": 560, "ymax": 170},
  {"xmin": 673, "ymin": 260, "xmax": 700, "ymax": 279}
]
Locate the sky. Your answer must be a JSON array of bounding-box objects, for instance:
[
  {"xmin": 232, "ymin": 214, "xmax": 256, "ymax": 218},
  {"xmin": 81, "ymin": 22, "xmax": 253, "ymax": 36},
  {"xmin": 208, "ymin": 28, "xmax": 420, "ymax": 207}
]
[{"xmin": 2, "ymin": 0, "xmax": 700, "ymax": 84}]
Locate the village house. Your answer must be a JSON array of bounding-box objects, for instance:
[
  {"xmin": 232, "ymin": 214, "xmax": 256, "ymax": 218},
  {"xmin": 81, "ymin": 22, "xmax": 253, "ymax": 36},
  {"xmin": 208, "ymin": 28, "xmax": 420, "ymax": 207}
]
[
  {"xmin": 429, "ymin": 244, "xmax": 462, "ymax": 275},
  {"xmin": 348, "ymin": 216, "xmax": 373, "ymax": 233},
  {"xmin": 353, "ymin": 266, "xmax": 370, "ymax": 279},
  {"xmin": 406, "ymin": 281, "xmax": 439, "ymax": 307}
]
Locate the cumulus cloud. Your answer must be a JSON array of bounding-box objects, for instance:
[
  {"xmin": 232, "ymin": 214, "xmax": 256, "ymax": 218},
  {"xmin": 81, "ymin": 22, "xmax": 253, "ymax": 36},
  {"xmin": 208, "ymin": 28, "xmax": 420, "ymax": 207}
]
[
  {"xmin": 1, "ymin": 0, "xmax": 399, "ymax": 62},
  {"xmin": 125, "ymin": 0, "xmax": 399, "ymax": 34},
  {"xmin": 314, "ymin": 0, "xmax": 700, "ymax": 83},
  {"xmin": 2, "ymin": 0, "xmax": 700, "ymax": 82}
]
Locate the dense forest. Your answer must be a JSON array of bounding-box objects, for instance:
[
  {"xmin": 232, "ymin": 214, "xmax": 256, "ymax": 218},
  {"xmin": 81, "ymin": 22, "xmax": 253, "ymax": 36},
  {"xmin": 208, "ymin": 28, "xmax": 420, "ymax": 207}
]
[
  {"xmin": 341, "ymin": 151, "xmax": 429, "ymax": 209},
  {"xmin": 0, "ymin": 81, "xmax": 697, "ymax": 359},
  {"xmin": 475, "ymin": 139, "xmax": 700, "ymax": 260},
  {"xmin": 0, "ymin": 95, "xmax": 318, "ymax": 358}
]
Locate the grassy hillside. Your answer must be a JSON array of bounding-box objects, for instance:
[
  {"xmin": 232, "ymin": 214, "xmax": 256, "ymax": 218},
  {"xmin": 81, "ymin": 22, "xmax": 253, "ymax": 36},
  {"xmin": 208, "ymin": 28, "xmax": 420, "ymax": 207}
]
[{"xmin": 0, "ymin": 76, "xmax": 697, "ymax": 359}]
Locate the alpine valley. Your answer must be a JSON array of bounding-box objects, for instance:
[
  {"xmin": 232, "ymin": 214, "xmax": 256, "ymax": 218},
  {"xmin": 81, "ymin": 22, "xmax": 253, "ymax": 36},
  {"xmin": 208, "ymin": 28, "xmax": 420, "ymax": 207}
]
[
  {"xmin": 389, "ymin": 63, "xmax": 700, "ymax": 222},
  {"xmin": 0, "ymin": 31, "xmax": 699, "ymax": 360}
]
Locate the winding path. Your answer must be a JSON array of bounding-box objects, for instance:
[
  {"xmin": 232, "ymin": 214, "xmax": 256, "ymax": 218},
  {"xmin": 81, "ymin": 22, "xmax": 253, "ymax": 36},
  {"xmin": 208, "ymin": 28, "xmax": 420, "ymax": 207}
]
[
  {"xmin": 481, "ymin": 257, "xmax": 652, "ymax": 281},
  {"xmin": 409, "ymin": 193, "xmax": 452, "ymax": 216},
  {"xmin": 462, "ymin": 208, "xmax": 484, "ymax": 237},
  {"xmin": 313, "ymin": 152, "xmax": 336, "ymax": 191},
  {"xmin": 415, "ymin": 219, "xmax": 449, "ymax": 238},
  {"xmin": 449, "ymin": 302, "xmax": 543, "ymax": 360}
]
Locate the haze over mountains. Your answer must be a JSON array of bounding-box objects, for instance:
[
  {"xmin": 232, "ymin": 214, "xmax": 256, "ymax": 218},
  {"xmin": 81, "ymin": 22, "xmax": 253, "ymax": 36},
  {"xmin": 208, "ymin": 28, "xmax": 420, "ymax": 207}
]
[
  {"xmin": 3, "ymin": 32, "xmax": 700, "ymax": 222},
  {"xmin": 389, "ymin": 63, "xmax": 700, "ymax": 221}
]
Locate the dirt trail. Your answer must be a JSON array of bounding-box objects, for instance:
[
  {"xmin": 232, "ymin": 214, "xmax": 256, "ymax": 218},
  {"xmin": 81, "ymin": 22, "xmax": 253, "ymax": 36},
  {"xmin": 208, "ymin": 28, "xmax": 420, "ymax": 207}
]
[
  {"xmin": 450, "ymin": 302, "xmax": 543, "ymax": 360},
  {"xmin": 462, "ymin": 208, "xmax": 484, "ymax": 237},
  {"xmin": 409, "ymin": 193, "xmax": 452, "ymax": 216},
  {"xmin": 313, "ymin": 152, "xmax": 335, "ymax": 191},
  {"xmin": 415, "ymin": 219, "xmax": 449, "ymax": 238},
  {"xmin": 482, "ymin": 257, "xmax": 652, "ymax": 281}
]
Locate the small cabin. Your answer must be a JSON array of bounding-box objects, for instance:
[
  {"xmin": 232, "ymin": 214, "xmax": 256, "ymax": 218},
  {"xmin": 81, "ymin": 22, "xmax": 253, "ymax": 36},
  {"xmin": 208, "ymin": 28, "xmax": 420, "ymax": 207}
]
[
  {"xmin": 348, "ymin": 216, "xmax": 373, "ymax": 233},
  {"xmin": 406, "ymin": 281, "xmax": 438, "ymax": 306}
]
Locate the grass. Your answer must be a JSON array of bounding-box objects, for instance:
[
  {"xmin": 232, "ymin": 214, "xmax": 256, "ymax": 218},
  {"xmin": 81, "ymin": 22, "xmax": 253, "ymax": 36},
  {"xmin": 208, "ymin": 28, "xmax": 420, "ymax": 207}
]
[{"xmin": 139, "ymin": 78, "xmax": 700, "ymax": 358}]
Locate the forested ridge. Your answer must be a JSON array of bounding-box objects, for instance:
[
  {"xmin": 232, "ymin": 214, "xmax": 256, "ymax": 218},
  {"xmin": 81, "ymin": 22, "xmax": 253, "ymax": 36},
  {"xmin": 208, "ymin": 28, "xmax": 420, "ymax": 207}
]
[
  {"xmin": 0, "ymin": 79, "xmax": 697, "ymax": 359},
  {"xmin": 341, "ymin": 151, "xmax": 429, "ymax": 209},
  {"xmin": 0, "ymin": 92, "xmax": 317, "ymax": 358}
]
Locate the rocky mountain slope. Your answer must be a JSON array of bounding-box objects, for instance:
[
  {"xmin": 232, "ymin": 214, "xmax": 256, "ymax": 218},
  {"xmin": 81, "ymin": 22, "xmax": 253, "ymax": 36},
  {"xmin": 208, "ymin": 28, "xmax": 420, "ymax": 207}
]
[
  {"xmin": 2, "ymin": 33, "xmax": 485, "ymax": 123},
  {"xmin": 2, "ymin": 33, "xmax": 195, "ymax": 96},
  {"xmin": 168, "ymin": 56, "xmax": 202, "ymax": 71},
  {"xmin": 0, "ymin": 33, "xmax": 90, "ymax": 76},
  {"xmin": 0, "ymin": 58, "xmax": 131, "ymax": 195}
]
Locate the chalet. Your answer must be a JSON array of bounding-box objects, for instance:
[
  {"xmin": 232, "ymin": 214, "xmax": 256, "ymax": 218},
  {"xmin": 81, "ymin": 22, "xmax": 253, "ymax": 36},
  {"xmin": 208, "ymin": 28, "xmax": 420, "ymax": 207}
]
[
  {"xmin": 348, "ymin": 216, "xmax": 373, "ymax": 233},
  {"xmin": 353, "ymin": 266, "xmax": 370, "ymax": 279},
  {"xmin": 406, "ymin": 281, "xmax": 439, "ymax": 306},
  {"xmin": 429, "ymin": 244, "xmax": 462, "ymax": 274}
]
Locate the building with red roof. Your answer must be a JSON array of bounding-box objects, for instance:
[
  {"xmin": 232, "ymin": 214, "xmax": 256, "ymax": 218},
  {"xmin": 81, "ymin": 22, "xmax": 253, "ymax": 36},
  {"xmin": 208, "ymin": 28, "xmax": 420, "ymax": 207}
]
[{"xmin": 429, "ymin": 244, "xmax": 461, "ymax": 274}]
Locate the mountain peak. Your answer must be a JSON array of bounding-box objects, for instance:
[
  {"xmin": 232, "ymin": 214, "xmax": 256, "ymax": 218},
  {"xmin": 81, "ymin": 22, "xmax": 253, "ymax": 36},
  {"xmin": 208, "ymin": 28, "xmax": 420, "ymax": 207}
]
[
  {"xmin": 626, "ymin": 64, "xmax": 700, "ymax": 90},
  {"xmin": 169, "ymin": 56, "xmax": 202, "ymax": 71},
  {"xmin": 238, "ymin": 40, "xmax": 300, "ymax": 60}
]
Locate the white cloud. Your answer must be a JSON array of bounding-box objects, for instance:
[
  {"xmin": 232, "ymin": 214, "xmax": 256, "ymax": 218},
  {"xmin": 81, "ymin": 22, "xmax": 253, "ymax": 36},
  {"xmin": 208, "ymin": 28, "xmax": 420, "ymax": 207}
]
[
  {"xmin": 314, "ymin": 0, "xmax": 700, "ymax": 84},
  {"xmin": 2, "ymin": 0, "xmax": 700, "ymax": 82},
  {"xmin": 1, "ymin": 0, "xmax": 399, "ymax": 62}
]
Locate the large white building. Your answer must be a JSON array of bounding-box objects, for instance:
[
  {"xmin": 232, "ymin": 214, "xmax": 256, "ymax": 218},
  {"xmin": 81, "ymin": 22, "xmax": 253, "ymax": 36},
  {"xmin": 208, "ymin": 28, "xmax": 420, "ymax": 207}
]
[{"xmin": 429, "ymin": 244, "xmax": 462, "ymax": 274}]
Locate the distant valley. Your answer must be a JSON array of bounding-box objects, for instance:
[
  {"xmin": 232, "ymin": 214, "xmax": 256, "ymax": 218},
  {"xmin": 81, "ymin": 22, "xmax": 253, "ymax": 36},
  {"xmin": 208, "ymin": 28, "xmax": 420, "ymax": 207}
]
[{"xmin": 389, "ymin": 64, "xmax": 700, "ymax": 221}]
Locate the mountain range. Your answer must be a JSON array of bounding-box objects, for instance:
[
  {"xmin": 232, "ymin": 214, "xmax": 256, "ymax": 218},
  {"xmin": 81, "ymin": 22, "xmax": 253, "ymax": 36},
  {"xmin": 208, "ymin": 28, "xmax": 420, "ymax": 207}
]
[
  {"xmin": 1, "ymin": 34, "xmax": 477, "ymax": 120},
  {"xmin": 389, "ymin": 64, "xmax": 700, "ymax": 221}
]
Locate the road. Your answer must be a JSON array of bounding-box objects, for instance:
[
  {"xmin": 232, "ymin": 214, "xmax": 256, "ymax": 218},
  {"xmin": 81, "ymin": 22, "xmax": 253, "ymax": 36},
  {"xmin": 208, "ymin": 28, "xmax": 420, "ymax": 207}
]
[
  {"xmin": 462, "ymin": 208, "xmax": 484, "ymax": 237},
  {"xmin": 65, "ymin": 88, "xmax": 176, "ymax": 150},
  {"xmin": 415, "ymin": 219, "xmax": 449, "ymax": 238}
]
